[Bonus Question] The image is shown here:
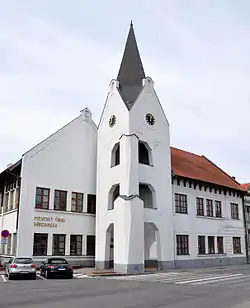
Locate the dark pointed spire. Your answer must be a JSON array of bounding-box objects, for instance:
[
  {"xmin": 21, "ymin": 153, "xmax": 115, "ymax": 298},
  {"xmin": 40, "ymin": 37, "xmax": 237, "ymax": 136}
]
[{"xmin": 117, "ymin": 22, "xmax": 145, "ymax": 110}]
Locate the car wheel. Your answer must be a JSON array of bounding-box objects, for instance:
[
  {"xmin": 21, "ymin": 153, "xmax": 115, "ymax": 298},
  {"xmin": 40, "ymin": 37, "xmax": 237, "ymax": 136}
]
[
  {"xmin": 8, "ymin": 273, "xmax": 13, "ymax": 280},
  {"xmin": 67, "ymin": 274, "xmax": 73, "ymax": 279},
  {"xmin": 45, "ymin": 271, "xmax": 50, "ymax": 279},
  {"xmin": 31, "ymin": 274, "xmax": 37, "ymax": 280}
]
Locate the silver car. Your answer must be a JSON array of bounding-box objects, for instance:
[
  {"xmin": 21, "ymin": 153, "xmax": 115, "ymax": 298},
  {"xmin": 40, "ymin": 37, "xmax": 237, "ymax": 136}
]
[{"xmin": 4, "ymin": 257, "xmax": 37, "ymax": 280}]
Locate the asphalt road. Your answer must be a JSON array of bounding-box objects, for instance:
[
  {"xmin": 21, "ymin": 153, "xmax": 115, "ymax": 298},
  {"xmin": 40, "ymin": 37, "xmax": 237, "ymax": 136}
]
[{"xmin": 1, "ymin": 265, "xmax": 250, "ymax": 308}]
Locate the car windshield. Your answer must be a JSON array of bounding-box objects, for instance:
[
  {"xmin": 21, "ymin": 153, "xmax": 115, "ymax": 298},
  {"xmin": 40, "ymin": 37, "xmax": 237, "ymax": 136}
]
[
  {"xmin": 14, "ymin": 258, "xmax": 33, "ymax": 264},
  {"xmin": 49, "ymin": 259, "xmax": 68, "ymax": 264}
]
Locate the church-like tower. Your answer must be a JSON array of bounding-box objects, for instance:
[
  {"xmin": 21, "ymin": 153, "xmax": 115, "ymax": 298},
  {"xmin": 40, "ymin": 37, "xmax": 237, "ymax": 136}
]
[{"xmin": 95, "ymin": 22, "xmax": 174, "ymax": 274}]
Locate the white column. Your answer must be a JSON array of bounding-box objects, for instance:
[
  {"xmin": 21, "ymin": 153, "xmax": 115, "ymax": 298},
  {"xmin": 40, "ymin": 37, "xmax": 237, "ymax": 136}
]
[
  {"xmin": 47, "ymin": 234, "xmax": 53, "ymax": 256},
  {"xmin": 65, "ymin": 234, "xmax": 70, "ymax": 256},
  {"xmin": 82, "ymin": 235, "xmax": 86, "ymax": 255}
]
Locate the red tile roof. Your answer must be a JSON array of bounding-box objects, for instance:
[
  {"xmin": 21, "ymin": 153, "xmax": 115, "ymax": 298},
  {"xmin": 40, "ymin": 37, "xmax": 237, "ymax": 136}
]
[
  {"xmin": 240, "ymin": 183, "xmax": 250, "ymax": 191},
  {"xmin": 170, "ymin": 147, "xmax": 245, "ymax": 192}
]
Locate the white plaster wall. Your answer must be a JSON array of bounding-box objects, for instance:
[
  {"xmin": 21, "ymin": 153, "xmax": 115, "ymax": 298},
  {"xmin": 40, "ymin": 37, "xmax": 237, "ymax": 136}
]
[
  {"xmin": 17, "ymin": 111, "xmax": 97, "ymax": 257},
  {"xmin": 129, "ymin": 78, "xmax": 174, "ymax": 263},
  {"xmin": 96, "ymin": 81, "xmax": 130, "ymax": 262},
  {"xmin": 1, "ymin": 210, "xmax": 17, "ymax": 233},
  {"xmin": 172, "ymin": 179, "xmax": 245, "ymax": 261}
]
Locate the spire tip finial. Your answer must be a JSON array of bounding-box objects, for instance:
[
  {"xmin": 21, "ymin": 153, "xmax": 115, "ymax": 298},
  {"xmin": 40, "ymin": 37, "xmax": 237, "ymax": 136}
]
[{"xmin": 130, "ymin": 20, "xmax": 133, "ymax": 27}]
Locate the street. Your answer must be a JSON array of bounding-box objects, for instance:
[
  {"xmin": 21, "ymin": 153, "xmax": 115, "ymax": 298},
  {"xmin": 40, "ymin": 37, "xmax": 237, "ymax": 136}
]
[{"xmin": 1, "ymin": 265, "xmax": 250, "ymax": 308}]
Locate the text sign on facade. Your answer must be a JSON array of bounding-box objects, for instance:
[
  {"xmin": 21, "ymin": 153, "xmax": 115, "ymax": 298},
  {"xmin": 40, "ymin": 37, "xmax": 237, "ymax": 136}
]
[
  {"xmin": 1, "ymin": 238, "xmax": 7, "ymax": 245},
  {"xmin": 33, "ymin": 216, "xmax": 65, "ymax": 228},
  {"xmin": 1, "ymin": 229, "xmax": 10, "ymax": 238}
]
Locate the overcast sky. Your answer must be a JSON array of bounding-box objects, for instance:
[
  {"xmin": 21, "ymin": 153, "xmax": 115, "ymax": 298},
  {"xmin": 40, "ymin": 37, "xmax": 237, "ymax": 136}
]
[{"xmin": 0, "ymin": 0, "xmax": 250, "ymax": 183}]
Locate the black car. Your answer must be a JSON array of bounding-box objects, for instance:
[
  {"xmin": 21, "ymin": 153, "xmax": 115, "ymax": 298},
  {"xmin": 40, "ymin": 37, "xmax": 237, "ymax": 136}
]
[{"xmin": 40, "ymin": 258, "xmax": 73, "ymax": 279}]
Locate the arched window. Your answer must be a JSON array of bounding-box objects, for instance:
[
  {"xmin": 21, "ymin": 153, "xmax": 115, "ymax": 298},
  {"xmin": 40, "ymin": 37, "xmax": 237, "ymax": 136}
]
[
  {"xmin": 139, "ymin": 183, "xmax": 156, "ymax": 209},
  {"xmin": 108, "ymin": 184, "xmax": 120, "ymax": 210},
  {"xmin": 138, "ymin": 141, "xmax": 152, "ymax": 165},
  {"xmin": 111, "ymin": 143, "xmax": 120, "ymax": 167}
]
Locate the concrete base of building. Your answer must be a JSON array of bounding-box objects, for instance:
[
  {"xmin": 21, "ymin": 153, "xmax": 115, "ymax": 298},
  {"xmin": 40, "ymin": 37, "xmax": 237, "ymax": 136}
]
[
  {"xmin": 174, "ymin": 256, "xmax": 246, "ymax": 268},
  {"xmin": 95, "ymin": 257, "xmax": 247, "ymax": 273}
]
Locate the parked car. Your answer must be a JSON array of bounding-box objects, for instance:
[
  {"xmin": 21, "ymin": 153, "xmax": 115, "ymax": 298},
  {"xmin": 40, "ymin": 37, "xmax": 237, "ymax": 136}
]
[
  {"xmin": 40, "ymin": 257, "xmax": 73, "ymax": 279},
  {"xmin": 4, "ymin": 257, "xmax": 37, "ymax": 280}
]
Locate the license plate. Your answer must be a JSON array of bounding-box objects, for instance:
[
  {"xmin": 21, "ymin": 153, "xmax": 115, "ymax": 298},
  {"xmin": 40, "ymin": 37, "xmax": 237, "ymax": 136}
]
[
  {"xmin": 20, "ymin": 271, "xmax": 29, "ymax": 274},
  {"xmin": 58, "ymin": 268, "xmax": 66, "ymax": 271}
]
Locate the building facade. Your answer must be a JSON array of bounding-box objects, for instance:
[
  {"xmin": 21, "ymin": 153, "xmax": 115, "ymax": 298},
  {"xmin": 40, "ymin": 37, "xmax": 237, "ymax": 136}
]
[{"xmin": 0, "ymin": 23, "xmax": 247, "ymax": 272}]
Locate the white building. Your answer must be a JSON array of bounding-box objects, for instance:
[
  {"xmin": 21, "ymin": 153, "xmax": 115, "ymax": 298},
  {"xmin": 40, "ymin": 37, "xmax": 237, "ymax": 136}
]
[{"xmin": 0, "ymin": 23, "xmax": 247, "ymax": 273}]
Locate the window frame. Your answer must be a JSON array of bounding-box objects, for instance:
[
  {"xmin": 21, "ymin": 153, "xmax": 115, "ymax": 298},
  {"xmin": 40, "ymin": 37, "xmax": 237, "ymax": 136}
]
[
  {"xmin": 233, "ymin": 237, "xmax": 241, "ymax": 254},
  {"xmin": 208, "ymin": 236, "xmax": 215, "ymax": 254},
  {"xmin": 35, "ymin": 187, "xmax": 50, "ymax": 210},
  {"xmin": 206, "ymin": 199, "xmax": 213, "ymax": 217},
  {"xmin": 198, "ymin": 235, "xmax": 206, "ymax": 255},
  {"xmin": 176, "ymin": 235, "xmax": 189, "ymax": 256},
  {"xmin": 196, "ymin": 197, "xmax": 204, "ymax": 216},
  {"xmin": 70, "ymin": 235, "xmax": 83, "ymax": 256},
  {"xmin": 231, "ymin": 203, "xmax": 239, "ymax": 220},
  {"xmin": 54, "ymin": 190, "xmax": 67, "ymax": 211},
  {"xmin": 33, "ymin": 233, "xmax": 48, "ymax": 256},
  {"xmin": 86, "ymin": 235, "xmax": 95, "ymax": 256},
  {"xmin": 52, "ymin": 234, "xmax": 66, "ymax": 256},
  {"xmin": 215, "ymin": 200, "xmax": 222, "ymax": 218},
  {"xmin": 87, "ymin": 194, "xmax": 96, "ymax": 214},
  {"xmin": 71, "ymin": 192, "xmax": 84, "ymax": 213},
  {"xmin": 217, "ymin": 236, "xmax": 224, "ymax": 254},
  {"xmin": 175, "ymin": 193, "xmax": 188, "ymax": 214}
]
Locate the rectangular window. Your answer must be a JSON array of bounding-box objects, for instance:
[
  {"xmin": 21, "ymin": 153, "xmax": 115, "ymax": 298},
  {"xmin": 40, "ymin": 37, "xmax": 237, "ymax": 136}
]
[
  {"xmin": 231, "ymin": 203, "xmax": 239, "ymax": 220},
  {"xmin": 35, "ymin": 187, "xmax": 50, "ymax": 209},
  {"xmin": 33, "ymin": 233, "xmax": 48, "ymax": 256},
  {"xmin": 86, "ymin": 235, "xmax": 95, "ymax": 256},
  {"xmin": 15, "ymin": 187, "xmax": 20, "ymax": 209},
  {"xmin": 71, "ymin": 192, "xmax": 83, "ymax": 212},
  {"xmin": 70, "ymin": 235, "xmax": 82, "ymax": 256},
  {"xmin": 176, "ymin": 235, "xmax": 189, "ymax": 255},
  {"xmin": 198, "ymin": 235, "xmax": 206, "ymax": 255},
  {"xmin": 217, "ymin": 236, "xmax": 224, "ymax": 254},
  {"xmin": 4, "ymin": 192, "xmax": 9, "ymax": 212},
  {"xmin": 52, "ymin": 234, "xmax": 66, "ymax": 255},
  {"xmin": 54, "ymin": 190, "xmax": 67, "ymax": 211},
  {"xmin": 233, "ymin": 237, "xmax": 241, "ymax": 254},
  {"xmin": 87, "ymin": 194, "xmax": 96, "ymax": 214},
  {"xmin": 9, "ymin": 190, "xmax": 14, "ymax": 210},
  {"xmin": 175, "ymin": 194, "xmax": 188, "ymax": 214},
  {"xmin": 215, "ymin": 201, "xmax": 222, "ymax": 218},
  {"xmin": 196, "ymin": 198, "xmax": 204, "ymax": 216},
  {"xmin": 206, "ymin": 199, "xmax": 213, "ymax": 217},
  {"xmin": 208, "ymin": 236, "xmax": 215, "ymax": 254}
]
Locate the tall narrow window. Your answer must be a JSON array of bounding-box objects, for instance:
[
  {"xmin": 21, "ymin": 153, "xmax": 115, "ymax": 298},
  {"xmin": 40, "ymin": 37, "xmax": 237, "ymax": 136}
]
[
  {"xmin": 111, "ymin": 143, "xmax": 120, "ymax": 167},
  {"xmin": 217, "ymin": 237, "xmax": 224, "ymax": 254},
  {"xmin": 71, "ymin": 192, "xmax": 83, "ymax": 212},
  {"xmin": 86, "ymin": 235, "xmax": 95, "ymax": 256},
  {"xmin": 138, "ymin": 141, "xmax": 152, "ymax": 165},
  {"xmin": 233, "ymin": 237, "xmax": 241, "ymax": 254},
  {"xmin": 198, "ymin": 235, "xmax": 206, "ymax": 255},
  {"xmin": 175, "ymin": 193, "xmax": 188, "ymax": 214},
  {"xmin": 215, "ymin": 201, "xmax": 222, "ymax": 218},
  {"xmin": 208, "ymin": 236, "xmax": 215, "ymax": 254},
  {"xmin": 196, "ymin": 198, "xmax": 204, "ymax": 216},
  {"xmin": 139, "ymin": 184, "xmax": 155, "ymax": 209},
  {"xmin": 206, "ymin": 199, "xmax": 213, "ymax": 217},
  {"xmin": 33, "ymin": 233, "xmax": 48, "ymax": 256},
  {"xmin": 70, "ymin": 235, "xmax": 82, "ymax": 256},
  {"xmin": 54, "ymin": 190, "xmax": 67, "ymax": 211},
  {"xmin": 52, "ymin": 234, "xmax": 66, "ymax": 255},
  {"xmin": 176, "ymin": 235, "xmax": 189, "ymax": 255},
  {"xmin": 35, "ymin": 187, "xmax": 50, "ymax": 209},
  {"xmin": 231, "ymin": 203, "xmax": 239, "ymax": 220},
  {"xmin": 87, "ymin": 194, "xmax": 96, "ymax": 214}
]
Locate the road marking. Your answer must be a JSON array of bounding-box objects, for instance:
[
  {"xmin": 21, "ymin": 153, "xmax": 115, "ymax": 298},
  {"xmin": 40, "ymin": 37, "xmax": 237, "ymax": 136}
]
[
  {"xmin": 37, "ymin": 274, "xmax": 46, "ymax": 280},
  {"xmin": 1, "ymin": 275, "xmax": 7, "ymax": 282},
  {"xmin": 175, "ymin": 273, "xmax": 243, "ymax": 284},
  {"xmin": 191, "ymin": 274, "xmax": 245, "ymax": 285}
]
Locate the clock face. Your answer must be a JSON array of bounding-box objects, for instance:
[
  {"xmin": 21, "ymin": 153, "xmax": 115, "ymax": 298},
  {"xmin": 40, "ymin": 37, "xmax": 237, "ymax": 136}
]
[
  {"xmin": 109, "ymin": 115, "xmax": 116, "ymax": 127},
  {"xmin": 145, "ymin": 113, "xmax": 155, "ymax": 126}
]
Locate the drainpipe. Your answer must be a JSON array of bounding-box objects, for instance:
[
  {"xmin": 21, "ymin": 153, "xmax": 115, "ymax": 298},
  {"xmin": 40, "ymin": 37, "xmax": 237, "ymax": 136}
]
[{"xmin": 241, "ymin": 195, "xmax": 249, "ymax": 264}]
